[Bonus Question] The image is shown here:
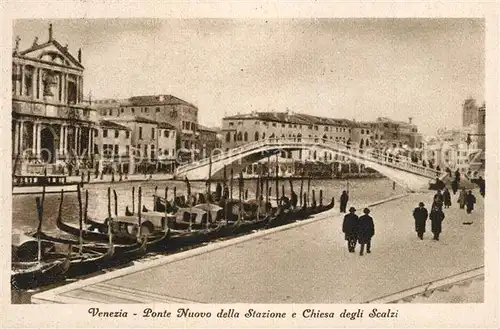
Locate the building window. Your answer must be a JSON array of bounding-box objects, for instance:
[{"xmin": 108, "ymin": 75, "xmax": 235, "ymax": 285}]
[
  {"xmin": 126, "ymin": 131, "xmax": 130, "ymax": 139},
  {"xmin": 94, "ymin": 130, "xmax": 98, "ymax": 137},
  {"xmin": 131, "ymin": 108, "xmax": 135, "ymax": 113},
  {"xmin": 262, "ymin": 132, "xmax": 266, "ymax": 139},
  {"xmin": 237, "ymin": 132, "xmax": 242, "ymax": 141},
  {"xmin": 126, "ymin": 145, "xmax": 130, "ymax": 155},
  {"xmin": 314, "ymin": 125, "xmax": 318, "ymax": 131},
  {"xmin": 164, "ymin": 130, "xmax": 169, "ymax": 138},
  {"xmin": 120, "ymin": 108, "xmax": 124, "ymax": 114},
  {"xmin": 281, "ymin": 123, "xmax": 285, "ymax": 128},
  {"xmin": 226, "ymin": 132, "xmax": 231, "ymax": 142},
  {"xmin": 324, "ymin": 126, "xmax": 328, "ymax": 131},
  {"xmin": 156, "ymin": 107, "xmax": 160, "ymax": 113},
  {"xmin": 115, "ymin": 130, "xmax": 119, "ymax": 138},
  {"xmin": 151, "ymin": 128, "xmax": 155, "ymax": 138},
  {"xmin": 244, "ymin": 132, "xmax": 248, "ymax": 141},
  {"xmin": 308, "ymin": 125, "xmax": 313, "ymax": 130},
  {"xmin": 151, "ymin": 144, "xmax": 155, "ymax": 159},
  {"xmin": 254, "ymin": 131, "xmax": 259, "ymax": 141},
  {"xmin": 114, "ymin": 144, "xmax": 119, "ymax": 155},
  {"xmin": 272, "ymin": 123, "xmax": 276, "ymax": 127},
  {"xmin": 229, "ymin": 122, "xmax": 234, "ymax": 127},
  {"xmin": 361, "ymin": 129, "xmax": 365, "ymax": 134},
  {"xmin": 103, "ymin": 129, "xmax": 108, "ymax": 138},
  {"xmin": 139, "ymin": 127, "xmax": 143, "ymax": 139}
]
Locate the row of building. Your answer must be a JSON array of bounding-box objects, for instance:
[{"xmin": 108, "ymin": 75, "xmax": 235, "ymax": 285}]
[
  {"xmin": 11, "ymin": 24, "xmax": 484, "ymax": 176},
  {"xmin": 11, "ymin": 25, "xmax": 221, "ymax": 175}
]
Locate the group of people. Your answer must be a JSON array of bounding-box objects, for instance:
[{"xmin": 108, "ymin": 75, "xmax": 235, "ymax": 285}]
[
  {"xmin": 342, "ymin": 206, "xmax": 374, "ymax": 256},
  {"xmin": 339, "ymin": 176, "xmax": 481, "ymax": 254},
  {"xmin": 413, "ymin": 185, "xmax": 478, "ymax": 241}
]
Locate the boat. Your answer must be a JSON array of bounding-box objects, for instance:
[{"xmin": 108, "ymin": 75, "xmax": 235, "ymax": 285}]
[
  {"xmin": 11, "ymin": 251, "xmax": 71, "ymax": 290},
  {"xmin": 309, "ymin": 197, "xmax": 335, "ymax": 215},
  {"xmin": 44, "ymin": 244, "xmax": 115, "ymax": 278},
  {"xmin": 12, "ymin": 232, "xmax": 56, "ymax": 262}
]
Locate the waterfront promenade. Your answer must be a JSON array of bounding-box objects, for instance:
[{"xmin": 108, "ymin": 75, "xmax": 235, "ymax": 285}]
[{"xmin": 32, "ymin": 191, "xmax": 484, "ymax": 304}]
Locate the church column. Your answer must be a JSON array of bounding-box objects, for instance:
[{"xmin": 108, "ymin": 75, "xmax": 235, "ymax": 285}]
[
  {"xmin": 20, "ymin": 65, "xmax": 25, "ymax": 96},
  {"xmin": 31, "ymin": 68, "xmax": 37, "ymax": 98},
  {"xmin": 13, "ymin": 121, "xmax": 19, "ymax": 155},
  {"xmin": 36, "ymin": 123, "xmax": 42, "ymax": 158},
  {"xmin": 87, "ymin": 128, "xmax": 92, "ymax": 156},
  {"xmin": 59, "ymin": 124, "xmax": 64, "ymax": 155},
  {"xmin": 19, "ymin": 121, "xmax": 24, "ymax": 155}
]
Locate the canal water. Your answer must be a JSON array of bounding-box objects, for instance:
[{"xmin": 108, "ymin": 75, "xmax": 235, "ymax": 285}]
[{"xmin": 12, "ymin": 177, "xmax": 405, "ymax": 303}]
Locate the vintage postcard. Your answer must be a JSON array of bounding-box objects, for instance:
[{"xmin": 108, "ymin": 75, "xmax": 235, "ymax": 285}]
[{"xmin": 0, "ymin": 1, "xmax": 498, "ymax": 328}]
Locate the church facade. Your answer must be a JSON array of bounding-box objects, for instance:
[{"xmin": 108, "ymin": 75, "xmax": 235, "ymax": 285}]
[{"xmin": 12, "ymin": 24, "xmax": 97, "ymax": 174}]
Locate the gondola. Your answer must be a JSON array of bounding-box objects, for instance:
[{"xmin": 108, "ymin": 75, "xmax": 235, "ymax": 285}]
[
  {"xmin": 11, "ymin": 251, "xmax": 71, "ymax": 290},
  {"xmin": 56, "ymin": 214, "xmax": 136, "ymax": 244},
  {"xmin": 44, "ymin": 244, "xmax": 115, "ymax": 278},
  {"xmin": 309, "ymin": 197, "xmax": 335, "ymax": 215}
]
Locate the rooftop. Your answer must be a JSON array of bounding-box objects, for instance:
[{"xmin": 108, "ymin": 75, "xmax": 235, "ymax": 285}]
[
  {"xmin": 98, "ymin": 120, "xmax": 131, "ymax": 130},
  {"xmin": 223, "ymin": 111, "xmax": 351, "ymax": 127}
]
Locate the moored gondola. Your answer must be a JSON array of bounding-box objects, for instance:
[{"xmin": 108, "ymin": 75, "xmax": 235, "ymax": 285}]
[{"xmin": 11, "ymin": 250, "xmax": 71, "ymax": 290}]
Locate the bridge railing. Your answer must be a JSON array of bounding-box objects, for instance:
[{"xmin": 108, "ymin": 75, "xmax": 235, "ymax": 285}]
[{"xmin": 176, "ymin": 137, "xmax": 444, "ymax": 179}]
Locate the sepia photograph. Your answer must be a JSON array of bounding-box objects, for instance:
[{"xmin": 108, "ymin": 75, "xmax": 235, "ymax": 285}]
[{"xmin": 1, "ymin": 2, "xmax": 498, "ymax": 326}]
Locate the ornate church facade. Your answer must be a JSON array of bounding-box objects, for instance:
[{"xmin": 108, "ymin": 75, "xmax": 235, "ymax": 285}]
[{"xmin": 12, "ymin": 24, "xmax": 97, "ymax": 174}]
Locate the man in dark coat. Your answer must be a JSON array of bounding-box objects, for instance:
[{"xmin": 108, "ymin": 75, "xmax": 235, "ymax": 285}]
[
  {"xmin": 413, "ymin": 202, "xmax": 428, "ymax": 240},
  {"xmin": 342, "ymin": 207, "xmax": 358, "ymax": 253},
  {"xmin": 455, "ymin": 169, "xmax": 461, "ymax": 182},
  {"xmin": 442, "ymin": 188, "xmax": 451, "ymax": 208},
  {"xmin": 357, "ymin": 208, "xmax": 374, "ymax": 256},
  {"xmin": 339, "ymin": 190, "xmax": 349, "ymax": 213},
  {"xmin": 451, "ymin": 179, "xmax": 459, "ymax": 195},
  {"xmin": 478, "ymin": 177, "xmax": 485, "ymax": 197},
  {"xmin": 433, "ymin": 190, "xmax": 444, "ymax": 210},
  {"xmin": 430, "ymin": 206, "xmax": 445, "ymax": 241},
  {"xmin": 465, "ymin": 190, "xmax": 476, "ymax": 214}
]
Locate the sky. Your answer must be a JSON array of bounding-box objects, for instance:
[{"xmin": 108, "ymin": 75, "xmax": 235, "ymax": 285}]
[{"xmin": 13, "ymin": 18, "xmax": 484, "ymax": 136}]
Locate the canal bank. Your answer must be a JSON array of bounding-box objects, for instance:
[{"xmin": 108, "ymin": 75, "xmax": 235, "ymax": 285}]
[{"xmin": 31, "ymin": 190, "xmax": 484, "ymax": 304}]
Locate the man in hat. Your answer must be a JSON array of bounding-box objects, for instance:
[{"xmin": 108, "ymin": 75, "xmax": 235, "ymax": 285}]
[
  {"xmin": 339, "ymin": 190, "xmax": 349, "ymax": 213},
  {"xmin": 413, "ymin": 202, "xmax": 428, "ymax": 240},
  {"xmin": 430, "ymin": 205, "xmax": 445, "ymax": 241},
  {"xmin": 357, "ymin": 208, "xmax": 375, "ymax": 256},
  {"xmin": 342, "ymin": 207, "xmax": 358, "ymax": 253}
]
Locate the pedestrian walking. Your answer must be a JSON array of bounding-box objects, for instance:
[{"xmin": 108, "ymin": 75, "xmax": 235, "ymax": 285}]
[
  {"xmin": 455, "ymin": 169, "xmax": 461, "ymax": 182},
  {"xmin": 478, "ymin": 177, "xmax": 485, "ymax": 197},
  {"xmin": 413, "ymin": 202, "xmax": 428, "ymax": 240},
  {"xmin": 457, "ymin": 188, "xmax": 467, "ymax": 209},
  {"xmin": 342, "ymin": 207, "xmax": 358, "ymax": 253},
  {"xmin": 433, "ymin": 190, "xmax": 444, "ymax": 210},
  {"xmin": 443, "ymin": 188, "xmax": 451, "ymax": 208},
  {"xmin": 451, "ymin": 179, "xmax": 459, "ymax": 195},
  {"xmin": 465, "ymin": 190, "xmax": 476, "ymax": 214},
  {"xmin": 357, "ymin": 208, "xmax": 374, "ymax": 256},
  {"xmin": 340, "ymin": 190, "xmax": 349, "ymax": 213},
  {"xmin": 429, "ymin": 206, "xmax": 445, "ymax": 241}
]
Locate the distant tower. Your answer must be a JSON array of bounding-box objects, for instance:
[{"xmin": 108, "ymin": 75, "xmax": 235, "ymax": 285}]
[
  {"xmin": 408, "ymin": 117, "xmax": 413, "ymax": 124},
  {"xmin": 48, "ymin": 23, "xmax": 53, "ymax": 41},
  {"xmin": 462, "ymin": 98, "xmax": 478, "ymax": 127}
]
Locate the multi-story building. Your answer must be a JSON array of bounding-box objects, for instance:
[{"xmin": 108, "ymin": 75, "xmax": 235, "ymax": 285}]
[
  {"xmin": 221, "ymin": 111, "xmax": 352, "ymax": 162},
  {"xmin": 197, "ymin": 125, "xmax": 222, "ymax": 159},
  {"xmin": 94, "ymin": 94, "xmax": 198, "ymax": 155},
  {"xmin": 98, "ymin": 115, "xmax": 177, "ymax": 173},
  {"xmin": 94, "ymin": 119, "xmax": 131, "ymax": 173},
  {"xmin": 12, "ymin": 24, "xmax": 97, "ymax": 174},
  {"xmin": 367, "ymin": 117, "xmax": 423, "ymax": 149}
]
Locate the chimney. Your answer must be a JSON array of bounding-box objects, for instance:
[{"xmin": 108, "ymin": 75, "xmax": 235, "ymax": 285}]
[
  {"xmin": 409, "ymin": 117, "xmax": 413, "ymax": 124},
  {"xmin": 48, "ymin": 23, "xmax": 53, "ymax": 41},
  {"xmin": 78, "ymin": 48, "xmax": 82, "ymax": 62}
]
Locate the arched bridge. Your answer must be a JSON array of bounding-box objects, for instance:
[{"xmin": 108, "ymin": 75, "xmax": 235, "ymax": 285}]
[{"xmin": 175, "ymin": 138, "xmax": 447, "ymax": 192}]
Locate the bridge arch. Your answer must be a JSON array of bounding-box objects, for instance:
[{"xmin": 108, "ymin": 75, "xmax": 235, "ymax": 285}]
[{"xmin": 175, "ymin": 138, "xmax": 445, "ymax": 192}]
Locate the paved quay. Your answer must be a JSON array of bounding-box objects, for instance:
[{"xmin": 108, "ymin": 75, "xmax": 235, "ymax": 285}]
[{"xmin": 32, "ymin": 191, "xmax": 484, "ymax": 304}]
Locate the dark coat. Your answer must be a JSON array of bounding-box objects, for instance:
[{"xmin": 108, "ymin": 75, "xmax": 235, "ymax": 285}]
[
  {"xmin": 443, "ymin": 190, "xmax": 451, "ymax": 206},
  {"xmin": 413, "ymin": 207, "xmax": 428, "ymax": 233},
  {"xmin": 357, "ymin": 214, "xmax": 374, "ymax": 244},
  {"xmin": 340, "ymin": 193, "xmax": 349, "ymax": 206},
  {"xmin": 466, "ymin": 194, "xmax": 476, "ymax": 211},
  {"xmin": 451, "ymin": 180, "xmax": 459, "ymax": 194},
  {"xmin": 430, "ymin": 209, "xmax": 445, "ymax": 234},
  {"xmin": 433, "ymin": 193, "xmax": 444, "ymax": 209},
  {"xmin": 342, "ymin": 213, "xmax": 358, "ymax": 240}
]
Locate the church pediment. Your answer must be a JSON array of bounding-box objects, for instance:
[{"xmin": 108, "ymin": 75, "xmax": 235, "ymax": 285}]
[{"xmin": 19, "ymin": 40, "xmax": 84, "ymax": 70}]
